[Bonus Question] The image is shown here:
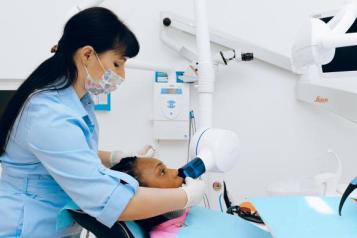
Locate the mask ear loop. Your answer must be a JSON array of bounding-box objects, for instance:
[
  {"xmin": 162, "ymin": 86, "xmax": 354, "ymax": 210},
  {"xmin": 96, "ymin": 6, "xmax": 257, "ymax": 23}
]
[
  {"xmin": 94, "ymin": 52, "xmax": 107, "ymax": 74},
  {"xmin": 94, "ymin": 52, "xmax": 115, "ymax": 90},
  {"xmin": 83, "ymin": 63, "xmax": 90, "ymax": 76},
  {"xmin": 83, "ymin": 62, "xmax": 100, "ymax": 85},
  {"xmin": 82, "ymin": 51, "xmax": 96, "ymax": 80}
]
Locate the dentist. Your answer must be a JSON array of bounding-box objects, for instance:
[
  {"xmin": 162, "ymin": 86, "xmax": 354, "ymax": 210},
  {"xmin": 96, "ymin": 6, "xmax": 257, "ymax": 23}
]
[{"xmin": 0, "ymin": 7, "xmax": 205, "ymax": 237}]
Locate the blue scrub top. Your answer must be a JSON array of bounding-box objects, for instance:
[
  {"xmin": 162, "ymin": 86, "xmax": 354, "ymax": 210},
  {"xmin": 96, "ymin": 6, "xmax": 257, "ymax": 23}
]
[{"xmin": 0, "ymin": 85, "xmax": 139, "ymax": 238}]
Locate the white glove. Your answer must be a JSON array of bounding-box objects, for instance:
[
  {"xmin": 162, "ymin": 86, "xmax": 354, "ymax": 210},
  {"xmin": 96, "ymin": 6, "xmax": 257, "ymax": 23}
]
[
  {"xmin": 181, "ymin": 177, "xmax": 206, "ymax": 208},
  {"xmin": 109, "ymin": 150, "xmax": 134, "ymax": 167},
  {"xmin": 110, "ymin": 145, "xmax": 156, "ymax": 167},
  {"xmin": 137, "ymin": 144, "xmax": 156, "ymax": 157}
]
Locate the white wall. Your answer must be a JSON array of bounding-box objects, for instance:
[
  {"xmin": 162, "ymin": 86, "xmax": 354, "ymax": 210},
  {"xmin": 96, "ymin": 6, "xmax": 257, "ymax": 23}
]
[{"xmin": 2, "ymin": 0, "xmax": 357, "ymax": 201}]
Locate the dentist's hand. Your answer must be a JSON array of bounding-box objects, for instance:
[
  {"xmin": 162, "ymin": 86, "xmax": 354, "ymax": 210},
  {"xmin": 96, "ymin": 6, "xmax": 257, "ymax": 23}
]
[
  {"xmin": 110, "ymin": 150, "xmax": 132, "ymax": 167},
  {"xmin": 181, "ymin": 177, "xmax": 206, "ymax": 208},
  {"xmin": 137, "ymin": 144, "xmax": 156, "ymax": 157},
  {"xmin": 110, "ymin": 145, "xmax": 156, "ymax": 167}
]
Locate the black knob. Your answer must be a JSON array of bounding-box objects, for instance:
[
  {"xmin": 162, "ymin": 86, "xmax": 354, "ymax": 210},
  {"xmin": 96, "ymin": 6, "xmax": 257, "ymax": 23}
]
[
  {"xmin": 163, "ymin": 17, "xmax": 171, "ymax": 27},
  {"xmin": 241, "ymin": 53, "xmax": 254, "ymax": 61}
]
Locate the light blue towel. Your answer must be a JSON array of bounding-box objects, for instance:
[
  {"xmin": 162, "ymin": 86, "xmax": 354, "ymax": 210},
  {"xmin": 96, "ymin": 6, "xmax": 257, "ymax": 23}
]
[{"xmin": 177, "ymin": 206, "xmax": 272, "ymax": 238}]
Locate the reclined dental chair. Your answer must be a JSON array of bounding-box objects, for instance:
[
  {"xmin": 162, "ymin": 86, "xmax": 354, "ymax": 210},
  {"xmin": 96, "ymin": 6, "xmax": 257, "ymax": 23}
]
[{"xmin": 70, "ymin": 206, "xmax": 271, "ymax": 238}]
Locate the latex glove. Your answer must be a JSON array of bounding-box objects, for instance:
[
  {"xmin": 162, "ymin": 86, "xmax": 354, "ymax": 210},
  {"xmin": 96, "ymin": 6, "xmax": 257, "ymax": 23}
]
[
  {"xmin": 137, "ymin": 144, "xmax": 156, "ymax": 157},
  {"xmin": 109, "ymin": 150, "xmax": 134, "ymax": 167},
  {"xmin": 110, "ymin": 145, "xmax": 156, "ymax": 167},
  {"xmin": 181, "ymin": 177, "xmax": 206, "ymax": 208}
]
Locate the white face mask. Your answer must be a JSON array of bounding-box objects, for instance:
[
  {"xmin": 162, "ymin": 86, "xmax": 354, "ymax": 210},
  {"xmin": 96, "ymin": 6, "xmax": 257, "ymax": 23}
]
[{"xmin": 84, "ymin": 53, "xmax": 124, "ymax": 95}]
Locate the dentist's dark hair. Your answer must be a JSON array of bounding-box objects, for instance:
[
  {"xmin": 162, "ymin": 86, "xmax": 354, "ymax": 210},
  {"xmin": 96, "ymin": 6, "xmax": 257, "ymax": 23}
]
[{"xmin": 0, "ymin": 7, "xmax": 140, "ymax": 155}]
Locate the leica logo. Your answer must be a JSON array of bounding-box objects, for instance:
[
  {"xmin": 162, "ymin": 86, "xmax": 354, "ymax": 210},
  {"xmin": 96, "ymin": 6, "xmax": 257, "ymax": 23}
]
[{"xmin": 314, "ymin": 96, "xmax": 328, "ymax": 103}]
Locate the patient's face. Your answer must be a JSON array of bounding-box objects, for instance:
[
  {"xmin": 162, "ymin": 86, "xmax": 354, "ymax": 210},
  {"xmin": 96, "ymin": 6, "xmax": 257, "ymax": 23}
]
[{"xmin": 136, "ymin": 157, "xmax": 184, "ymax": 188}]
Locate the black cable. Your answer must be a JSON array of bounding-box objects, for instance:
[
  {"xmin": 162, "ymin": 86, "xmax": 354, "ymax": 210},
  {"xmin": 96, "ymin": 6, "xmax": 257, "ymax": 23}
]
[
  {"xmin": 192, "ymin": 111, "xmax": 196, "ymax": 133},
  {"xmin": 223, "ymin": 181, "xmax": 232, "ymax": 209},
  {"xmin": 187, "ymin": 111, "xmax": 193, "ymax": 162}
]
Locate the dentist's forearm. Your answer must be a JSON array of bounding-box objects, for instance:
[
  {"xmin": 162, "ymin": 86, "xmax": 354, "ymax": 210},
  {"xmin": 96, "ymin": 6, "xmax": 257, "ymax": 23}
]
[
  {"xmin": 98, "ymin": 150, "xmax": 112, "ymax": 167},
  {"xmin": 118, "ymin": 187, "xmax": 187, "ymax": 221}
]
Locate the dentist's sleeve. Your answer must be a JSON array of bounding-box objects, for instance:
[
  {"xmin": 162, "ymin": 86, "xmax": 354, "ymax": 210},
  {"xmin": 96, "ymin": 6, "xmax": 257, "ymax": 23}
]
[{"xmin": 26, "ymin": 108, "xmax": 139, "ymax": 228}]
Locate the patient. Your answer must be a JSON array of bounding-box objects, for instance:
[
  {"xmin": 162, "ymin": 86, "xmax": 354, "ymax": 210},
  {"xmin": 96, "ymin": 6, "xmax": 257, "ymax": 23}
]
[
  {"xmin": 113, "ymin": 156, "xmax": 184, "ymax": 189},
  {"xmin": 70, "ymin": 156, "xmax": 188, "ymax": 238}
]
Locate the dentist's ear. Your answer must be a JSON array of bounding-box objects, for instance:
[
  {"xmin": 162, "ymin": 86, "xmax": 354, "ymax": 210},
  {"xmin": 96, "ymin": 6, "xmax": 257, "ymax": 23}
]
[{"xmin": 79, "ymin": 46, "xmax": 95, "ymax": 65}]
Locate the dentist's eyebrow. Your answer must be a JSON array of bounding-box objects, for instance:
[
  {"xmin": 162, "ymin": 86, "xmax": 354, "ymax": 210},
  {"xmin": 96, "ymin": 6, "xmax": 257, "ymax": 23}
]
[
  {"xmin": 113, "ymin": 51, "xmax": 127, "ymax": 61},
  {"xmin": 116, "ymin": 57, "xmax": 127, "ymax": 63}
]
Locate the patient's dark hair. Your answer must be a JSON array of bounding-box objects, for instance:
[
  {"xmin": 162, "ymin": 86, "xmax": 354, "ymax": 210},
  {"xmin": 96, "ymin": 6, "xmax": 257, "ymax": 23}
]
[{"xmin": 111, "ymin": 156, "xmax": 144, "ymax": 186}]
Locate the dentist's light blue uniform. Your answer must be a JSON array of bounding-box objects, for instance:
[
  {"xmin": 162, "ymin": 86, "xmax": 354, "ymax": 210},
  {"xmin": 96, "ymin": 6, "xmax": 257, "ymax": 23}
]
[{"xmin": 0, "ymin": 86, "xmax": 139, "ymax": 237}]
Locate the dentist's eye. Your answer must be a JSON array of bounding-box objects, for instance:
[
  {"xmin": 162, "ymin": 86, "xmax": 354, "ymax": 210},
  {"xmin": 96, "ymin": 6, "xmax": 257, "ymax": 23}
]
[{"xmin": 114, "ymin": 62, "xmax": 120, "ymax": 67}]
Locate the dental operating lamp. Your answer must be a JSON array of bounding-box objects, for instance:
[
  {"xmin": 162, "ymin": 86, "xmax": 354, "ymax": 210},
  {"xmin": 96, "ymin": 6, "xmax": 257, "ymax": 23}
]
[{"xmin": 178, "ymin": 128, "xmax": 240, "ymax": 179}]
